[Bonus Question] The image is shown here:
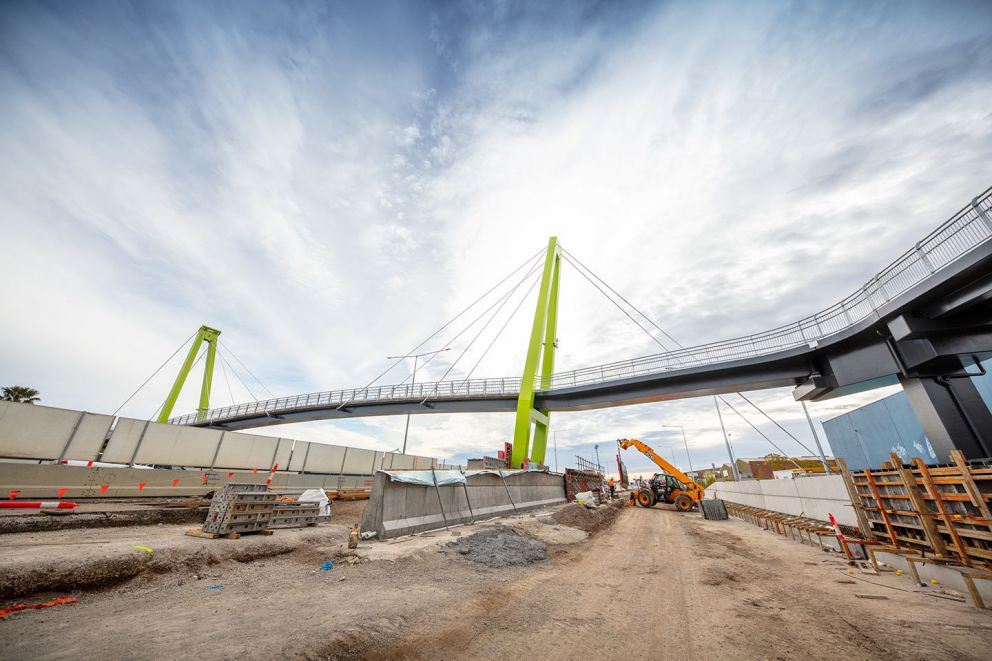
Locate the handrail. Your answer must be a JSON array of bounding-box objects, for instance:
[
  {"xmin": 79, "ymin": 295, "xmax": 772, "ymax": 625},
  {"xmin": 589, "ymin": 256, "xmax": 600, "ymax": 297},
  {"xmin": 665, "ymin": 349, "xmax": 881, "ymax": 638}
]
[{"xmin": 170, "ymin": 186, "xmax": 992, "ymax": 426}]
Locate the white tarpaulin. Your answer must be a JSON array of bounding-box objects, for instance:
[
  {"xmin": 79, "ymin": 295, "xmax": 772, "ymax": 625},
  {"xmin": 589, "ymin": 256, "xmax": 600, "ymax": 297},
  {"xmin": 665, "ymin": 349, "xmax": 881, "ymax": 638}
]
[
  {"xmin": 379, "ymin": 468, "xmax": 541, "ymax": 486},
  {"xmin": 382, "ymin": 470, "xmax": 466, "ymax": 486}
]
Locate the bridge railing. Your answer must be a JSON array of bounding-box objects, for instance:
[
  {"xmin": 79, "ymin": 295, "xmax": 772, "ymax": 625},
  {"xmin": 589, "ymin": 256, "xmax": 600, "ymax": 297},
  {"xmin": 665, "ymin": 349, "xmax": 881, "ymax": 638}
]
[
  {"xmin": 547, "ymin": 187, "xmax": 992, "ymax": 389},
  {"xmin": 173, "ymin": 187, "xmax": 992, "ymax": 424},
  {"xmin": 168, "ymin": 376, "xmax": 526, "ymax": 425}
]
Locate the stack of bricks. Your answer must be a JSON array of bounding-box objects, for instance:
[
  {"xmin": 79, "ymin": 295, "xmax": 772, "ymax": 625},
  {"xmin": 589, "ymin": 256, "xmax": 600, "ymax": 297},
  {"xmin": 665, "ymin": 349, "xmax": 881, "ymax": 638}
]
[{"xmin": 202, "ymin": 483, "xmax": 277, "ymax": 535}]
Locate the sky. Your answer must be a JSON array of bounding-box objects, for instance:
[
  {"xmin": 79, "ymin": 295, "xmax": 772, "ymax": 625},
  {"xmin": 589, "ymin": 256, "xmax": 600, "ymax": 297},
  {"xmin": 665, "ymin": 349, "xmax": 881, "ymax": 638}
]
[{"xmin": 2, "ymin": 0, "xmax": 991, "ymax": 478}]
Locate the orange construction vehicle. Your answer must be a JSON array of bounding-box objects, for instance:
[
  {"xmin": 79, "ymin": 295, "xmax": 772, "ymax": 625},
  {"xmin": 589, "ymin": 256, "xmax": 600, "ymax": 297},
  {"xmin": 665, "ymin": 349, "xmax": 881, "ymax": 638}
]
[{"xmin": 617, "ymin": 438, "xmax": 704, "ymax": 512}]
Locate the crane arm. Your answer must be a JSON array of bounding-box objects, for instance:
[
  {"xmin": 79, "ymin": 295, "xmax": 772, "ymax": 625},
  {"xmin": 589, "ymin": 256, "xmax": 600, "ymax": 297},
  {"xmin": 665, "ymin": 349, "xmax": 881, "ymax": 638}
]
[{"xmin": 617, "ymin": 438, "xmax": 703, "ymax": 494}]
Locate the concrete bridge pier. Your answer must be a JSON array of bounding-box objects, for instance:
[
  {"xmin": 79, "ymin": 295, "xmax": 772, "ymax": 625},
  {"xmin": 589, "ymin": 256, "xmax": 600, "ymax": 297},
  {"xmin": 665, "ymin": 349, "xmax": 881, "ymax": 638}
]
[{"xmin": 899, "ymin": 368, "xmax": 992, "ymax": 461}]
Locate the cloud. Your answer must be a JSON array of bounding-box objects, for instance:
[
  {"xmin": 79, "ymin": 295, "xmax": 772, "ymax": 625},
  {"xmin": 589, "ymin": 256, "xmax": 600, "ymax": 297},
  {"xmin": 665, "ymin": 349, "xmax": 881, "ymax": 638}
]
[{"xmin": 1, "ymin": 1, "xmax": 990, "ymax": 472}]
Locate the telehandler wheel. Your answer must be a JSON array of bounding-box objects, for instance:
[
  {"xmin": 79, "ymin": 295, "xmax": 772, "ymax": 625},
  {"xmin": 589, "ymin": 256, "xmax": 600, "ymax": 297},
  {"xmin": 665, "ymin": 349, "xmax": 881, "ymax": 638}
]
[
  {"xmin": 674, "ymin": 495, "xmax": 693, "ymax": 512},
  {"xmin": 636, "ymin": 489, "xmax": 655, "ymax": 507}
]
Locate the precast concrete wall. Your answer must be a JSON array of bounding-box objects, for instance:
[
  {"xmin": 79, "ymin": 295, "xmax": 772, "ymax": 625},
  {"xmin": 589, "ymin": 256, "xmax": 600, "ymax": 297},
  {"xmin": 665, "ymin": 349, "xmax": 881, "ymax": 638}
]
[
  {"xmin": 706, "ymin": 475, "xmax": 857, "ymax": 528},
  {"xmin": 0, "ymin": 402, "xmax": 458, "ymax": 497},
  {"xmin": 362, "ymin": 471, "xmax": 567, "ymax": 539},
  {"xmin": 0, "ymin": 462, "xmax": 377, "ymax": 499},
  {"xmin": 0, "ymin": 402, "xmax": 114, "ymax": 461}
]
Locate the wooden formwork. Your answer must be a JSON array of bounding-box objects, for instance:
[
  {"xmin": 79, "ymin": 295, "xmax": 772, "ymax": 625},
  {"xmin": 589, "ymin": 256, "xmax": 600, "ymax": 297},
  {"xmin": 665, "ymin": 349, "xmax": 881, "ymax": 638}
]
[{"xmin": 840, "ymin": 451, "xmax": 992, "ymax": 570}]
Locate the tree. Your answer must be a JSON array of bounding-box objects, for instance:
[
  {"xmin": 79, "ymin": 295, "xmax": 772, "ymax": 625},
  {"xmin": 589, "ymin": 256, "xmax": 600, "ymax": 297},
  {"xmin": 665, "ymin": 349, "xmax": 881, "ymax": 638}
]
[{"xmin": 2, "ymin": 386, "xmax": 40, "ymax": 404}]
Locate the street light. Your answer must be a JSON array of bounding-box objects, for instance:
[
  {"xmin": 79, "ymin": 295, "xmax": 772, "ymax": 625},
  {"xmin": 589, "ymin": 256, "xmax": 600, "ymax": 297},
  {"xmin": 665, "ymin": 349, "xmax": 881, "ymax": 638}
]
[
  {"xmin": 594, "ymin": 443, "xmax": 602, "ymax": 474},
  {"xmin": 386, "ymin": 348, "xmax": 451, "ymax": 454},
  {"xmin": 660, "ymin": 424, "xmax": 694, "ymax": 475},
  {"xmin": 553, "ymin": 431, "xmax": 559, "ymax": 473}
]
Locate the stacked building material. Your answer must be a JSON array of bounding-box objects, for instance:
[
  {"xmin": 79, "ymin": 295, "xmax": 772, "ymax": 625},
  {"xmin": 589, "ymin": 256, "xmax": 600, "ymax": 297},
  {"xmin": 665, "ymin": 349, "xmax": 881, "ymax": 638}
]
[
  {"xmin": 269, "ymin": 502, "xmax": 320, "ymax": 528},
  {"xmin": 839, "ymin": 451, "xmax": 992, "ymax": 570},
  {"xmin": 725, "ymin": 501, "xmax": 851, "ymax": 548},
  {"xmin": 328, "ymin": 488, "xmax": 371, "ymax": 501},
  {"xmin": 563, "ymin": 469, "xmax": 603, "ymax": 503},
  {"xmin": 202, "ymin": 483, "xmax": 276, "ymax": 536}
]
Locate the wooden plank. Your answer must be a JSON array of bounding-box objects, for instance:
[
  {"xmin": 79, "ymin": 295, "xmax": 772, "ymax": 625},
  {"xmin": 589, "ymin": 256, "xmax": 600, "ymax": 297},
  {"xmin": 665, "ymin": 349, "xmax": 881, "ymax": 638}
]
[
  {"xmin": 962, "ymin": 575, "xmax": 986, "ymax": 609},
  {"xmin": 888, "ymin": 453, "xmax": 948, "ymax": 560},
  {"xmin": 913, "ymin": 457, "xmax": 970, "ymax": 566},
  {"xmin": 951, "ymin": 450, "xmax": 992, "ymax": 521},
  {"xmin": 837, "ymin": 458, "xmax": 874, "ymax": 540},
  {"xmin": 185, "ymin": 528, "xmax": 220, "ymax": 539},
  {"xmin": 864, "ymin": 469, "xmax": 900, "ymax": 549}
]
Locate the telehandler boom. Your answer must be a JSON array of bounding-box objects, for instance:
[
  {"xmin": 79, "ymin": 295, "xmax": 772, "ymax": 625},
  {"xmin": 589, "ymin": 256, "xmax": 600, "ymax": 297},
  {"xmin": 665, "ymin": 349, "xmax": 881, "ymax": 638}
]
[{"xmin": 618, "ymin": 438, "xmax": 704, "ymax": 511}]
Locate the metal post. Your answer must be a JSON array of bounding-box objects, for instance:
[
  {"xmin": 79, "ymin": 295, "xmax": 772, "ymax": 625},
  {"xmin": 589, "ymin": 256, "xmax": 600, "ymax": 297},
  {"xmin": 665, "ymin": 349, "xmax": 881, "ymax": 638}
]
[
  {"xmin": 386, "ymin": 348, "xmax": 450, "ymax": 455},
  {"xmin": 801, "ymin": 401, "xmax": 831, "ymax": 475},
  {"xmin": 431, "ymin": 468, "xmax": 449, "ymax": 530},
  {"xmin": 715, "ymin": 396, "xmax": 740, "ymax": 480},
  {"xmin": 680, "ymin": 426, "xmax": 694, "ymax": 474},
  {"xmin": 594, "ymin": 443, "xmax": 601, "ymax": 474},
  {"xmin": 401, "ymin": 355, "xmax": 416, "ymax": 454},
  {"xmin": 553, "ymin": 431, "xmax": 559, "ymax": 473}
]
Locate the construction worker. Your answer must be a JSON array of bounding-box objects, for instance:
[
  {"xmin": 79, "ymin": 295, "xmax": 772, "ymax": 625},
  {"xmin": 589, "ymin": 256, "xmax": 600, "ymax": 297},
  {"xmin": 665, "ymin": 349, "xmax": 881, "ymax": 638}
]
[{"xmin": 608, "ymin": 477, "xmax": 616, "ymax": 499}]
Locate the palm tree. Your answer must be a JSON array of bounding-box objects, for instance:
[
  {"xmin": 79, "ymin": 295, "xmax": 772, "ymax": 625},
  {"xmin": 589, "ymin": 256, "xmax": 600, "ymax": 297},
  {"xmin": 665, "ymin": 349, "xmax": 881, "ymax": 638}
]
[{"xmin": 1, "ymin": 386, "xmax": 40, "ymax": 404}]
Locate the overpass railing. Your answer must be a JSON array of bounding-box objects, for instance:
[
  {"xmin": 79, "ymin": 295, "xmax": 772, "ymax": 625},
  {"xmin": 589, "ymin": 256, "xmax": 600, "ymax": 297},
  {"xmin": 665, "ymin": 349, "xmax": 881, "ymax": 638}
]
[
  {"xmin": 547, "ymin": 186, "xmax": 992, "ymax": 388},
  {"xmin": 172, "ymin": 187, "xmax": 992, "ymax": 425},
  {"xmin": 168, "ymin": 377, "xmax": 525, "ymax": 425}
]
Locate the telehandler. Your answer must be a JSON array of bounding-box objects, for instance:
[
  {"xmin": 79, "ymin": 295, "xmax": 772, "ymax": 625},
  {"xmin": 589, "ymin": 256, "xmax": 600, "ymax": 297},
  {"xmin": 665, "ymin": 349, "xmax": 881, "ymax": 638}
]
[{"xmin": 617, "ymin": 438, "xmax": 704, "ymax": 511}]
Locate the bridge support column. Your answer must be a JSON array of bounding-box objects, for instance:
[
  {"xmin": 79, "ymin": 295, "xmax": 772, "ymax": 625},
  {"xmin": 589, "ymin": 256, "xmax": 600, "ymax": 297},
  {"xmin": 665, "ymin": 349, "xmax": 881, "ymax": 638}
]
[
  {"xmin": 511, "ymin": 237, "xmax": 560, "ymax": 468},
  {"xmin": 899, "ymin": 368, "xmax": 992, "ymax": 461},
  {"xmin": 157, "ymin": 325, "xmax": 222, "ymax": 424}
]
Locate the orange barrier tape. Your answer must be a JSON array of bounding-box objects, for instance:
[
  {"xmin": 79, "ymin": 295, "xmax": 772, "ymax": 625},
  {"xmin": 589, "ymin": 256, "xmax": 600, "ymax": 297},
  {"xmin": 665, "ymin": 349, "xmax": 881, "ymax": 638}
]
[{"xmin": 0, "ymin": 596, "xmax": 77, "ymax": 620}]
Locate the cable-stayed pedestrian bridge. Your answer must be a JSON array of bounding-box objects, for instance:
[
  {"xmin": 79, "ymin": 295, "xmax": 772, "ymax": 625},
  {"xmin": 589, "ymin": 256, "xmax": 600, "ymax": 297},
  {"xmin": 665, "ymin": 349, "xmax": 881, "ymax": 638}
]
[{"xmin": 167, "ymin": 187, "xmax": 992, "ymax": 466}]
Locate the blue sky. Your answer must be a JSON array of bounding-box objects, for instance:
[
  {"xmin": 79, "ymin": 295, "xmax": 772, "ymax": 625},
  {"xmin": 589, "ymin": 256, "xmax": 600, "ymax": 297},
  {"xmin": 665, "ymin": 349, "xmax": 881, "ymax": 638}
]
[{"xmin": 2, "ymin": 1, "xmax": 991, "ymax": 476}]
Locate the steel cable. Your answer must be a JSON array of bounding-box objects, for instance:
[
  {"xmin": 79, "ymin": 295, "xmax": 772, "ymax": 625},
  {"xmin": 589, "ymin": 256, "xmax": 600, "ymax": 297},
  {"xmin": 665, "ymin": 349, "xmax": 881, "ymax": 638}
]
[{"xmin": 112, "ymin": 330, "xmax": 198, "ymax": 417}]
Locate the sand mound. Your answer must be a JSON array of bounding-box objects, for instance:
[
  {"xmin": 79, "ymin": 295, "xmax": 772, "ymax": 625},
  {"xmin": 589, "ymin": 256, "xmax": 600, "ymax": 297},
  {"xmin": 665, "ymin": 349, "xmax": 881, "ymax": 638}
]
[
  {"xmin": 511, "ymin": 519, "xmax": 587, "ymax": 545},
  {"xmin": 550, "ymin": 499, "xmax": 624, "ymax": 533}
]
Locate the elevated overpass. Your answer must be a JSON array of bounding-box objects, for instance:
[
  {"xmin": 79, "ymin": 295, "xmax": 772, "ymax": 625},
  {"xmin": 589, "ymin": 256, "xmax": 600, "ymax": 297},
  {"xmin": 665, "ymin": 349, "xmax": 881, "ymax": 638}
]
[{"xmin": 172, "ymin": 187, "xmax": 992, "ymax": 462}]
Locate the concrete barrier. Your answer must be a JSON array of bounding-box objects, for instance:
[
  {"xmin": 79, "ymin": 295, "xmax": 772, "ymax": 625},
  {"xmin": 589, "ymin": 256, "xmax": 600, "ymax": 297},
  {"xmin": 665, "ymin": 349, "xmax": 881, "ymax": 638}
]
[
  {"xmin": 361, "ymin": 470, "xmax": 567, "ymax": 539},
  {"xmin": 0, "ymin": 462, "xmax": 379, "ymax": 499},
  {"xmin": 0, "ymin": 402, "xmax": 112, "ymax": 461},
  {"xmin": 706, "ymin": 475, "xmax": 857, "ymax": 528}
]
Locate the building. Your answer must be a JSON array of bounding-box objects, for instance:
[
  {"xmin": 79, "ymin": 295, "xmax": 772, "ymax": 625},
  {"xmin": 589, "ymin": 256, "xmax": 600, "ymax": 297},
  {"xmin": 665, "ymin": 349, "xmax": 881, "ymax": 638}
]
[
  {"xmin": 737, "ymin": 455, "xmax": 838, "ymax": 480},
  {"xmin": 822, "ymin": 358, "xmax": 992, "ymax": 471}
]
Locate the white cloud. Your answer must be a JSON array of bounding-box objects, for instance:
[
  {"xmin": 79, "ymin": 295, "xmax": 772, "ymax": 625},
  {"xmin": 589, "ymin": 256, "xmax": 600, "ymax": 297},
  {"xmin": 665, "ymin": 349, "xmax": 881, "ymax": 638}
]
[{"xmin": 1, "ymin": 1, "xmax": 990, "ymax": 470}]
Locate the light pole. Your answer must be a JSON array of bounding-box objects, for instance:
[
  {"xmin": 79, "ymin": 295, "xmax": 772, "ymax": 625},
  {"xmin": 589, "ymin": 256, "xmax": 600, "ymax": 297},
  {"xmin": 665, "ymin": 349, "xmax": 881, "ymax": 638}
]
[
  {"xmin": 553, "ymin": 431, "xmax": 559, "ymax": 473},
  {"xmin": 715, "ymin": 396, "xmax": 740, "ymax": 480},
  {"xmin": 386, "ymin": 348, "xmax": 451, "ymax": 454},
  {"xmin": 801, "ymin": 400, "xmax": 831, "ymax": 475},
  {"xmin": 594, "ymin": 443, "xmax": 602, "ymax": 474},
  {"xmin": 661, "ymin": 424, "xmax": 694, "ymax": 475}
]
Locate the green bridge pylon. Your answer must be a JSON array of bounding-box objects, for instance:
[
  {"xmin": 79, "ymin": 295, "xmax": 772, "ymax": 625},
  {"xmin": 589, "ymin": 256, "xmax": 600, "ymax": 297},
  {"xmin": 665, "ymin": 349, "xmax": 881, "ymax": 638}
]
[
  {"xmin": 511, "ymin": 237, "xmax": 560, "ymax": 468},
  {"xmin": 156, "ymin": 325, "xmax": 221, "ymax": 423}
]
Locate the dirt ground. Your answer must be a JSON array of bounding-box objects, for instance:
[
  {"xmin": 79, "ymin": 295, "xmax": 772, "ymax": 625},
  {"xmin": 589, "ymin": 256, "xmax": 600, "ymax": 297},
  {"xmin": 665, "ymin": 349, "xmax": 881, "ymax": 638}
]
[{"xmin": 2, "ymin": 504, "xmax": 991, "ymax": 660}]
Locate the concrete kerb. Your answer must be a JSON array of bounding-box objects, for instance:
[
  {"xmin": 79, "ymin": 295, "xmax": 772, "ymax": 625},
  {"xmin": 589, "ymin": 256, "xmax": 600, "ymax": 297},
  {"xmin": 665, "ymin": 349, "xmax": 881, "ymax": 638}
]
[{"xmin": 361, "ymin": 471, "xmax": 567, "ymax": 539}]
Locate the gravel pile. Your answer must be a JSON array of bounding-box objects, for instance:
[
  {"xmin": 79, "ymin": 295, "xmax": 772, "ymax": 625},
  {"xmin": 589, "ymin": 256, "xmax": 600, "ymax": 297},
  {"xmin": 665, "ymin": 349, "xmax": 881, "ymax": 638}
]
[{"xmin": 446, "ymin": 525, "xmax": 547, "ymax": 568}]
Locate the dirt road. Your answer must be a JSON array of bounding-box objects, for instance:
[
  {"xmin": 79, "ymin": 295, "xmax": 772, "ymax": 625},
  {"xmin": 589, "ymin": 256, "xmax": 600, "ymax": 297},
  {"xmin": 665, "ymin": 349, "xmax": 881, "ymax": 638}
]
[
  {"xmin": 2, "ymin": 505, "xmax": 990, "ymax": 660},
  {"xmin": 372, "ymin": 506, "xmax": 992, "ymax": 661}
]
